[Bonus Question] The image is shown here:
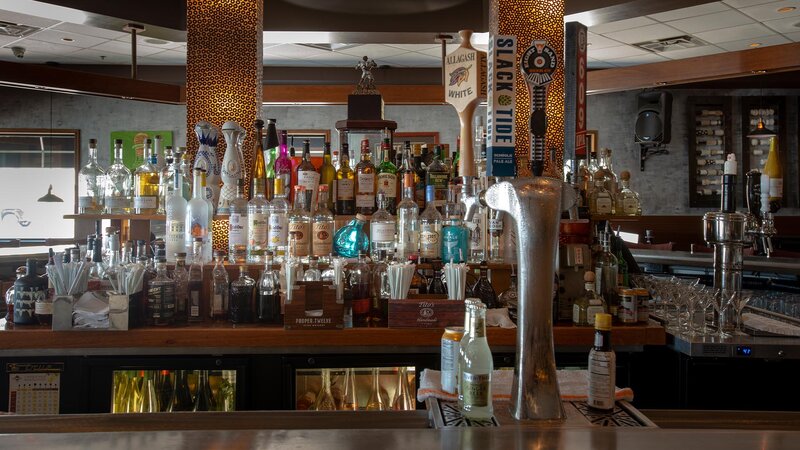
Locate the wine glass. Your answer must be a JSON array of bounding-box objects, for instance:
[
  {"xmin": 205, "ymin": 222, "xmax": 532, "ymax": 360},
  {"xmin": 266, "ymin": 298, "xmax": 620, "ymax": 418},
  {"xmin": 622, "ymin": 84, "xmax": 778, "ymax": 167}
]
[{"xmin": 732, "ymin": 291, "xmax": 753, "ymax": 334}]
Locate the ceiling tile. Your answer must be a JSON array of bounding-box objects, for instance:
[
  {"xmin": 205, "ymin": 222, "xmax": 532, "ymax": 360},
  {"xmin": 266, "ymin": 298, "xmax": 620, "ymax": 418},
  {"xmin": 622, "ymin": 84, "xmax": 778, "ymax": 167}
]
[
  {"xmin": 0, "ymin": 9, "xmax": 60, "ymax": 28},
  {"xmin": 418, "ymin": 44, "xmax": 459, "ymax": 57},
  {"xmin": 26, "ymin": 29, "xmax": 106, "ymax": 48},
  {"xmin": 140, "ymin": 49, "xmax": 185, "ymax": 64},
  {"xmin": 69, "ymin": 48, "xmax": 133, "ymax": 63},
  {"xmin": 5, "ymin": 38, "xmax": 80, "ymax": 55},
  {"xmin": 723, "ymin": 0, "xmax": 781, "ymax": 7},
  {"xmin": 385, "ymin": 44, "xmax": 440, "ymax": 52},
  {"xmin": 695, "ymin": 22, "xmax": 776, "ymax": 42},
  {"xmin": 658, "ymin": 45, "xmax": 727, "ymax": 59},
  {"xmin": 648, "ymin": 2, "xmax": 732, "ymax": 22},
  {"xmin": 762, "ymin": 14, "xmax": 800, "ymax": 32},
  {"xmin": 51, "ymin": 22, "xmax": 127, "ymax": 40},
  {"xmin": 667, "ymin": 10, "xmax": 755, "ymax": 33},
  {"xmin": 587, "ymin": 58, "xmax": 617, "ymax": 69},
  {"xmin": 784, "ymin": 30, "xmax": 800, "ymax": 40},
  {"xmin": 115, "ymin": 34, "xmax": 185, "ymax": 50},
  {"xmin": 740, "ymin": 0, "xmax": 800, "ymax": 21},
  {"xmin": 604, "ymin": 23, "xmax": 685, "ymax": 44},
  {"xmin": 589, "ymin": 16, "xmax": 656, "ymax": 34},
  {"xmin": 312, "ymin": 51, "xmax": 362, "ymax": 67},
  {"xmin": 587, "ymin": 44, "xmax": 649, "ymax": 60},
  {"xmin": 265, "ymin": 43, "xmax": 333, "ymax": 59},
  {"xmin": 0, "ymin": 35, "xmax": 20, "ymax": 47},
  {"xmin": 378, "ymin": 52, "xmax": 441, "ymax": 67},
  {"xmin": 89, "ymin": 40, "xmax": 165, "ymax": 56},
  {"xmin": 606, "ymin": 53, "xmax": 669, "ymax": 66},
  {"xmin": 337, "ymin": 44, "xmax": 410, "ymax": 58},
  {"xmin": 587, "ymin": 32, "xmax": 623, "ymax": 49},
  {"xmin": 716, "ymin": 33, "xmax": 790, "ymax": 50}
]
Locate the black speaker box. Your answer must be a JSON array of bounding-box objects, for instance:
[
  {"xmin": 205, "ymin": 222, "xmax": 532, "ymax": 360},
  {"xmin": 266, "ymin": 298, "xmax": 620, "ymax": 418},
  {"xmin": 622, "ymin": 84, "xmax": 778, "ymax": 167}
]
[{"xmin": 635, "ymin": 91, "xmax": 672, "ymax": 144}]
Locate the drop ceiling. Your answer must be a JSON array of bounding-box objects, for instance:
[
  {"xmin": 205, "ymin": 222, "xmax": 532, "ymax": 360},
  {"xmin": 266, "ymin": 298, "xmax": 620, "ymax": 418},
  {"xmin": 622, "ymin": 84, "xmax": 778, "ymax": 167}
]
[{"xmin": 0, "ymin": 0, "xmax": 799, "ymax": 69}]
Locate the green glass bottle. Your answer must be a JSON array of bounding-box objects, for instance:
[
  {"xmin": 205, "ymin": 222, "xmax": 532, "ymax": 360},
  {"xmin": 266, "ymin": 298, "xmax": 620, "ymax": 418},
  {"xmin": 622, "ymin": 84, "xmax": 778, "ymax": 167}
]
[
  {"xmin": 377, "ymin": 138, "xmax": 398, "ymax": 215},
  {"xmin": 319, "ymin": 142, "xmax": 337, "ymax": 212}
]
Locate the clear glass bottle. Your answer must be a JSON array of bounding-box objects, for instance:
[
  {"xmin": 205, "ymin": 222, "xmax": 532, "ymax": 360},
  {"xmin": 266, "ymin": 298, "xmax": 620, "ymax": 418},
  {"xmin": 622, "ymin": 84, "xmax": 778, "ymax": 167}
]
[
  {"xmin": 763, "ymin": 137, "xmax": 783, "ymax": 211},
  {"xmin": 178, "ymin": 149, "xmax": 193, "ymax": 202},
  {"xmin": 595, "ymin": 228, "xmax": 619, "ymax": 318},
  {"xmin": 467, "ymin": 180, "xmax": 486, "ymax": 263},
  {"xmin": 377, "ymin": 138, "xmax": 398, "ymax": 215},
  {"xmin": 275, "ymin": 130, "xmax": 293, "ymax": 197},
  {"xmin": 365, "ymin": 367, "xmax": 385, "ymax": 411},
  {"xmin": 5, "ymin": 266, "xmax": 25, "ymax": 322},
  {"xmin": 413, "ymin": 144, "xmax": 427, "ymax": 210},
  {"xmin": 228, "ymin": 179, "xmax": 249, "ymax": 263},
  {"xmin": 192, "ymin": 370, "xmax": 216, "ymax": 412},
  {"xmin": 588, "ymin": 313, "xmax": 615, "ymax": 410},
  {"xmin": 247, "ymin": 175, "xmax": 270, "ymax": 264},
  {"xmin": 258, "ymin": 250, "xmax": 281, "ymax": 324},
  {"xmin": 425, "ymin": 145, "xmax": 450, "ymax": 209},
  {"xmin": 370, "ymin": 192, "xmax": 395, "ymax": 262},
  {"xmin": 457, "ymin": 299, "xmax": 479, "ymax": 408},
  {"xmin": 427, "ymin": 263, "xmax": 446, "ymax": 295},
  {"xmin": 594, "ymin": 148, "xmax": 618, "ymax": 196},
  {"xmin": 185, "ymin": 168, "xmax": 211, "ymax": 263},
  {"xmin": 303, "ymin": 256, "xmax": 322, "ymax": 282},
  {"xmin": 395, "ymin": 173, "xmax": 420, "ymax": 261},
  {"xmin": 210, "ymin": 250, "xmax": 229, "ymax": 320},
  {"xmin": 441, "ymin": 188, "xmax": 469, "ymax": 264},
  {"xmin": 487, "ymin": 208, "xmax": 503, "ymax": 263},
  {"xmin": 139, "ymin": 371, "xmax": 159, "ymax": 413},
  {"xmin": 333, "ymin": 214, "xmax": 370, "ymax": 258},
  {"xmin": 268, "ymin": 178, "xmax": 290, "ymax": 261},
  {"xmin": 392, "ymin": 367, "xmax": 415, "ymax": 411},
  {"xmin": 616, "ymin": 170, "xmax": 641, "ymax": 216},
  {"xmin": 315, "ymin": 368, "xmax": 337, "ymax": 411},
  {"xmin": 408, "ymin": 255, "xmax": 427, "ymax": 295},
  {"xmin": 460, "ymin": 302, "xmax": 493, "ymax": 419},
  {"xmin": 229, "ymin": 265, "xmax": 254, "ymax": 324},
  {"xmin": 355, "ymin": 138, "xmax": 377, "ymax": 215},
  {"xmin": 264, "ymin": 119, "xmax": 279, "ymax": 200},
  {"xmin": 497, "ymin": 270, "xmax": 518, "ymax": 322},
  {"xmin": 78, "ymin": 138, "xmax": 105, "ymax": 214},
  {"xmin": 370, "ymin": 251, "xmax": 390, "ymax": 327},
  {"xmin": 188, "ymin": 240, "xmax": 205, "ymax": 322},
  {"xmin": 13, "ymin": 259, "xmax": 43, "ymax": 325},
  {"xmin": 104, "ymin": 138, "xmax": 132, "ymax": 214},
  {"xmin": 341, "ymin": 368, "xmax": 358, "ymax": 411},
  {"xmin": 134, "ymin": 139, "xmax": 160, "ymax": 215},
  {"xmin": 336, "ymin": 143, "xmax": 356, "ymax": 215},
  {"xmin": 172, "ymin": 252, "xmax": 189, "ymax": 324},
  {"xmin": 589, "ymin": 180, "xmax": 614, "ymax": 216},
  {"xmin": 167, "ymin": 370, "xmax": 194, "ymax": 412},
  {"xmin": 319, "ymin": 142, "xmax": 337, "ymax": 212},
  {"xmin": 146, "ymin": 257, "xmax": 176, "ymax": 326},
  {"xmin": 312, "ymin": 185, "xmax": 335, "ymax": 263},
  {"xmin": 296, "ymin": 139, "xmax": 320, "ymax": 212},
  {"xmin": 156, "ymin": 146, "xmax": 175, "ymax": 215},
  {"xmin": 288, "ymin": 185, "xmax": 312, "ymax": 262},
  {"xmin": 165, "ymin": 163, "xmax": 187, "ymax": 263},
  {"xmin": 419, "ymin": 186, "xmax": 442, "ymax": 262}
]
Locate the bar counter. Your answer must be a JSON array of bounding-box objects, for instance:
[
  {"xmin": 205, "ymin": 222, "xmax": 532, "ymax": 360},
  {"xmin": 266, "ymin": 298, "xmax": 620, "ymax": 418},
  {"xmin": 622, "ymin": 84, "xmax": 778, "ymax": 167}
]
[{"xmin": 0, "ymin": 321, "xmax": 665, "ymax": 356}]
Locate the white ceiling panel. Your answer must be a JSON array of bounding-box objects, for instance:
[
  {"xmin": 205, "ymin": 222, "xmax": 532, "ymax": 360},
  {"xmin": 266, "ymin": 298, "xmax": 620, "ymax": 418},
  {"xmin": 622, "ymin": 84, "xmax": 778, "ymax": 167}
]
[
  {"xmin": 606, "ymin": 53, "xmax": 669, "ymax": 66},
  {"xmin": 695, "ymin": 22, "xmax": 776, "ymax": 42},
  {"xmin": 379, "ymin": 52, "xmax": 441, "ymax": 67},
  {"xmin": 604, "ymin": 23, "xmax": 685, "ymax": 44},
  {"xmin": 337, "ymin": 44, "xmax": 410, "ymax": 58},
  {"xmin": 90, "ymin": 40, "xmax": 165, "ymax": 56},
  {"xmin": 266, "ymin": 43, "xmax": 335, "ymax": 59},
  {"xmin": 587, "ymin": 33, "xmax": 622, "ymax": 50},
  {"xmin": 667, "ymin": 10, "xmax": 755, "ymax": 33},
  {"xmin": 648, "ymin": 2, "xmax": 731, "ymax": 22},
  {"xmin": 587, "ymin": 44, "xmax": 649, "ymax": 60},
  {"xmin": 740, "ymin": 0, "xmax": 800, "ymax": 20},
  {"xmin": 762, "ymin": 14, "xmax": 800, "ymax": 32},
  {"xmin": 311, "ymin": 51, "xmax": 362, "ymax": 67},
  {"xmin": 0, "ymin": 9, "xmax": 60, "ymax": 28},
  {"xmin": 589, "ymin": 16, "xmax": 657, "ymax": 34},
  {"xmin": 418, "ymin": 44, "xmax": 459, "ymax": 57},
  {"xmin": 70, "ymin": 48, "xmax": 134, "ymax": 63},
  {"xmin": 784, "ymin": 30, "xmax": 800, "ymax": 39},
  {"xmin": 657, "ymin": 44, "xmax": 727, "ymax": 59},
  {"xmin": 587, "ymin": 58, "xmax": 617, "ymax": 69},
  {"xmin": 6, "ymin": 38, "xmax": 80, "ymax": 54},
  {"xmin": 139, "ymin": 49, "xmax": 185, "ymax": 64},
  {"xmin": 716, "ymin": 33, "xmax": 790, "ymax": 49},
  {"xmin": 0, "ymin": 35, "xmax": 19, "ymax": 46},
  {"xmin": 26, "ymin": 29, "xmax": 106, "ymax": 48},
  {"xmin": 723, "ymin": 0, "xmax": 777, "ymax": 7},
  {"xmin": 115, "ymin": 34, "xmax": 185, "ymax": 50},
  {"xmin": 51, "ymin": 22, "xmax": 127, "ymax": 40},
  {"xmin": 385, "ymin": 44, "xmax": 440, "ymax": 52}
]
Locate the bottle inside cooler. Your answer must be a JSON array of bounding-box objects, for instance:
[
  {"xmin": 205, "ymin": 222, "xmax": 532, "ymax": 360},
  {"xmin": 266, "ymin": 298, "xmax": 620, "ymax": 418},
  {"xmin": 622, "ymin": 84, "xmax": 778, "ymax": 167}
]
[
  {"xmin": 110, "ymin": 369, "xmax": 237, "ymax": 413},
  {"xmin": 294, "ymin": 366, "xmax": 416, "ymax": 411}
]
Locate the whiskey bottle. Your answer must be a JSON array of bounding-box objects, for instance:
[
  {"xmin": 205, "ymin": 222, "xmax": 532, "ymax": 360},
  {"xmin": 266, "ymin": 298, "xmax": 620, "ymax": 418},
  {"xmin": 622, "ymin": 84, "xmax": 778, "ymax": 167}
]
[
  {"xmin": 376, "ymin": 138, "xmax": 398, "ymax": 214},
  {"xmin": 229, "ymin": 265, "xmax": 255, "ymax": 324},
  {"xmin": 296, "ymin": 140, "xmax": 320, "ymax": 212},
  {"xmin": 355, "ymin": 138, "xmax": 377, "ymax": 215},
  {"xmin": 318, "ymin": 142, "xmax": 337, "ymax": 212},
  {"xmin": 78, "ymin": 138, "xmax": 105, "ymax": 214},
  {"xmin": 336, "ymin": 143, "xmax": 356, "ymax": 215},
  {"xmin": 425, "ymin": 145, "xmax": 450, "ymax": 209}
]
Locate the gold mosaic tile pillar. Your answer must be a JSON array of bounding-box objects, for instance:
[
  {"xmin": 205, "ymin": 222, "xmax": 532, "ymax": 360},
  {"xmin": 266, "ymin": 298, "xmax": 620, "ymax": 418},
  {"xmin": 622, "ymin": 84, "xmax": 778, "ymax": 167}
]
[
  {"xmin": 186, "ymin": 0, "xmax": 263, "ymax": 249},
  {"xmin": 490, "ymin": 0, "xmax": 565, "ymax": 177}
]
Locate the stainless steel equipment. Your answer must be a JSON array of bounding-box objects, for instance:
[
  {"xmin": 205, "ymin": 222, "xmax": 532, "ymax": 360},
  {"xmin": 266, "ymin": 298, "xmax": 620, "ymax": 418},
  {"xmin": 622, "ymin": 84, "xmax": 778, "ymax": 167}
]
[{"xmin": 745, "ymin": 171, "xmax": 777, "ymax": 258}]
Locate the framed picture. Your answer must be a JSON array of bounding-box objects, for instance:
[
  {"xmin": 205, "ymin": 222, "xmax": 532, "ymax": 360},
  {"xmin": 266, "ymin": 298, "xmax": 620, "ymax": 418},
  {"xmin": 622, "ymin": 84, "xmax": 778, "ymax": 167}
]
[{"xmin": 110, "ymin": 130, "xmax": 174, "ymax": 169}]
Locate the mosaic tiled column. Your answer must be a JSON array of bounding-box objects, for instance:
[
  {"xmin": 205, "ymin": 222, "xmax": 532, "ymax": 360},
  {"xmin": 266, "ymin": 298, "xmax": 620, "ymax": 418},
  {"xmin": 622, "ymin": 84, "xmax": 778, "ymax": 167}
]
[
  {"xmin": 186, "ymin": 0, "xmax": 263, "ymax": 249},
  {"xmin": 490, "ymin": 0, "xmax": 564, "ymax": 177}
]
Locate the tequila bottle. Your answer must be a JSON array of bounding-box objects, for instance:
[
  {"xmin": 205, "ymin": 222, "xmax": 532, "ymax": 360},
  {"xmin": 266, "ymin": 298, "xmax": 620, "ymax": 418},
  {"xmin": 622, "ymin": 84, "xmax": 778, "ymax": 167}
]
[
  {"xmin": 257, "ymin": 250, "xmax": 281, "ymax": 324},
  {"xmin": 193, "ymin": 121, "xmax": 220, "ymax": 214},
  {"xmin": 460, "ymin": 301, "xmax": 493, "ymax": 419},
  {"xmin": 229, "ymin": 265, "xmax": 255, "ymax": 324},
  {"xmin": 78, "ymin": 138, "xmax": 105, "ymax": 214},
  {"xmin": 156, "ymin": 146, "xmax": 175, "ymax": 215},
  {"xmin": 275, "ymin": 130, "xmax": 293, "ymax": 199},
  {"xmin": 370, "ymin": 192, "xmax": 395, "ymax": 262},
  {"xmin": 594, "ymin": 148, "xmax": 618, "ymax": 196},
  {"xmin": 312, "ymin": 185, "xmax": 335, "ymax": 263},
  {"xmin": 319, "ymin": 142, "xmax": 337, "ymax": 212},
  {"xmin": 228, "ymin": 179, "xmax": 249, "ymax": 263},
  {"xmin": 395, "ymin": 173, "xmax": 419, "ymax": 261},
  {"xmin": 377, "ymin": 138, "xmax": 398, "ymax": 214},
  {"xmin": 288, "ymin": 185, "xmax": 312, "ymax": 261},
  {"xmin": 247, "ymin": 178, "xmax": 270, "ymax": 264},
  {"xmin": 172, "ymin": 252, "xmax": 189, "ymax": 323},
  {"xmin": 250, "ymin": 119, "xmax": 267, "ymax": 202},
  {"xmin": 616, "ymin": 170, "xmax": 641, "ymax": 216},
  {"xmin": 219, "ymin": 121, "xmax": 243, "ymax": 213},
  {"xmin": 589, "ymin": 180, "xmax": 614, "ymax": 216},
  {"xmin": 333, "ymin": 214, "xmax": 369, "ymax": 258},
  {"xmin": 268, "ymin": 178, "xmax": 290, "ymax": 261},
  {"xmin": 146, "ymin": 257, "xmax": 175, "ymax": 326},
  {"xmin": 134, "ymin": 139, "xmax": 160, "ymax": 215},
  {"xmin": 425, "ymin": 145, "xmax": 450, "ymax": 209},
  {"xmin": 188, "ymin": 239, "xmax": 205, "ymax": 322},
  {"xmin": 211, "ymin": 250, "xmax": 229, "ymax": 320},
  {"xmin": 418, "ymin": 186, "xmax": 442, "ymax": 262},
  {"xmin": 336, "ymin": 143, "xmax": 356, "ymax": 215},
  {"xmin": 355, "ymin": 138, "xmax": 377, "ymax": 215},
  {"xmin": 185, "ymin": 168, "xmax": 211, "ymax": 263},
  {"xmin": 296, "ymin": 139, "xmax": 320, "ymax": 212},
  {"xmin": 264, "ymin": 119, "xmax": 279, "ymax": 200},
  {"xmin": 105, "ymin": 139, "xmax": 132, "ymax": 214}
]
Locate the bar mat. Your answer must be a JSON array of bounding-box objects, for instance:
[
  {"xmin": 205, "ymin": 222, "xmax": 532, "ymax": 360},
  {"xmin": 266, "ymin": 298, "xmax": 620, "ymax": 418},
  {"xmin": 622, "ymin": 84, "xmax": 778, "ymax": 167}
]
[{"xmin": 437, "ymin": 400, "xmax": 499, "ymax": 427}]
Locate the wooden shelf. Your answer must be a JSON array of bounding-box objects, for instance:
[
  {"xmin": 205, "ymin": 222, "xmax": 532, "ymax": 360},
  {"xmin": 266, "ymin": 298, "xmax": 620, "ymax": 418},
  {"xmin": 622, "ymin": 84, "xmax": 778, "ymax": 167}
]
[{"xmin": 64, "ymin": 214, "xmax": 230, "ymax": 221}]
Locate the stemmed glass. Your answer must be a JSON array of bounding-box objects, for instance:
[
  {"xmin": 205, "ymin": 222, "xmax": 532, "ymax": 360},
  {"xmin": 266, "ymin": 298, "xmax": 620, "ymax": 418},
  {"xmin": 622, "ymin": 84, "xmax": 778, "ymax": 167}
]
[{"xmin": 731, "ymin": 290, "xmax": 753, "ymax": 334}]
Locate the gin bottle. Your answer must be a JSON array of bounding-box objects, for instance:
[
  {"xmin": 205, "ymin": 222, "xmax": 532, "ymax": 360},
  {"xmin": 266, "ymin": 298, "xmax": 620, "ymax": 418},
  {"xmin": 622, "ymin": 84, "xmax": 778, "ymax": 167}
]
[
  {"xmin": 370, "ymin": 192, "xmax": 395, "ymax": 262},
  {"xmin": 395, "ymin": 173, "xmax": 419, "ymax": 261},
  {"xmin": 105, "ymin": 139, "xmax": 132, "ymax": 214},
  {"xmin": 312, "ymin": 185, "xmax": 335, "ymax": 263},
  {"xmin": 355, "ymin": 138, "xmax": 377, "ymax": 215},
  {"xmin": 247, "ymin": 177, "xmax": 270, "ymax": 264},
  {"xmin": 78, "ymin": 138, "xmax": 105, "ymax": 214},
  {"xmin": 229, "ymin": 265, "xmax": 255, "ymax": 324},
  {"xmin": 188, "ymin": 239, "xmax": 205, "ymax": 322},
  {"xmin": 418, "ymin": 186, "xmax": 442, "ymax": 262},
  {"xmin": 268, "ymin": 178, "xmax": 290, "ymax": 261},
  {"xmin": 210, "ymin": 250, "xmax": 229, "ymax": 320},
  {"xmin": 441, "ymin": 188, "xmax": 468, "ymax": 264},
  {"xmin": 616, "ymin": 170, "xmax": 641, "ymax": 216},
  {"xmin": 288, "ymin": 185, "xmax": 312, "ymax": 262},
  {"xmin": 460, "ymin": 302, "xmax": 493, "ymax": 419},
  {"xmin": 228, "ymin": 179, "xmax": 249, "ymax": 263},
  {"xmin": 257, "ymin": 250, "xmax": 281, "ymax": 324}
]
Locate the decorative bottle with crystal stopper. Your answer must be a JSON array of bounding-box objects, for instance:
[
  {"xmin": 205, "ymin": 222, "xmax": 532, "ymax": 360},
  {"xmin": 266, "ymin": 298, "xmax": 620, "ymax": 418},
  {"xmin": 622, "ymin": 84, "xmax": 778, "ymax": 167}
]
[
  {"xmin": 333, "ymin": 214, "xmax": 369, "ymax": 258},
  {"xmin": 78, "ymin": 138, "xmax": 105, "ymax": 214},
  {"xmin": 218, "ymin": 120, "xmax": 243, "ymax": 214}
]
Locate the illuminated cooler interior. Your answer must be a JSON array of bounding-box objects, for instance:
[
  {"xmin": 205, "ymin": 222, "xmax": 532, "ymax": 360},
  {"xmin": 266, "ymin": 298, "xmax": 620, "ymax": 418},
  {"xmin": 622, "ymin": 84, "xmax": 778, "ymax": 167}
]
[
  {"xmin": 111, "ymin": 369, "xmax": 237, "ymax": 413},
  {"xmin": 295, "ymin": 366, "xmax": 416, "ymax": 410}
]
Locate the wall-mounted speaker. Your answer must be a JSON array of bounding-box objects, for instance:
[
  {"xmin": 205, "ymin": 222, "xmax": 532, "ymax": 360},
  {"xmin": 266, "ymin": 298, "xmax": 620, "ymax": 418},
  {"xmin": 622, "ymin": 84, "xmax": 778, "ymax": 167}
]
[{"xmin": 635, "ymin": 91, "xmax": 672, "ymax": 144}]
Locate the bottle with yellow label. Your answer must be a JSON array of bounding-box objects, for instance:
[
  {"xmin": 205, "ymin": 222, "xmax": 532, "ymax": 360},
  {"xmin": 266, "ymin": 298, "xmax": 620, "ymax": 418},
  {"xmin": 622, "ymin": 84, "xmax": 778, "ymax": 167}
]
[
  {"xmin": 460, "ymin": 301, "xmax": 493, "ymax": 419},
  {"xmin": 762, "ymin": 137, "xmax": 782, "ymax": 212}
]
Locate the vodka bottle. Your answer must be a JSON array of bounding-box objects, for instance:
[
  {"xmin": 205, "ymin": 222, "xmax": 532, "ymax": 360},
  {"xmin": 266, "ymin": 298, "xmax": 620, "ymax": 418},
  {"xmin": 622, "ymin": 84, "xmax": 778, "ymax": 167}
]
[
  {"xmin": 165, "ymin": 174, "xmax": 188, "ymax": 260},
  {"xmin": 185, "ymin": 168, "xmax": 211, "ymax": 263},
  {"xmin": 105, "ymin": 139, "xmax": 132, "ymax": 214},
  {"xmin": 178, "ymin": 149, "xmax": 192, "ymax": 201},
  {"xmin": 395, "ymin": 173, "xmax": 419, "ymax": 261},
  {"xmin": 228, "ymin": 179, "xmax": 249, "ymax": 263},
  {"xmin": 211, "ymin": 250, "xmax": 229, "ymax": 320},
  {"xmin": 370, "ymin": 192, "xmax": 395, "ymax": 262},
  {"xmin": 78, "ymin": 138, "xmax": 105, "ymax": 214},
  {"xmin": 588, "ymin": 313, "xmax": 615, "ymax": 410},
  {"xmin": 188, "ymin": 239, "xmax": 205, "ymax": 322},
  {"xmin": 268, "ymin": 178, "xmax": 290, "ymax": 261},
  {"xmin": 312, "ymin": 185, "xmax": 335, "ymax": 263},
  {"xmin": 296, "ymin": 139, "xmax": 321, "ymax": 212},
  {"xmin": 153, "ymin": 134, "xmax": 165, "ymax": 171},
  {"xmin": 460, "ymin": 302, "xmax": 493, "ymax": 419},
  {"xmin": 257, "ymin": 250, "xmax": 281, "ymax": 324},
  {"xmin": 355, "ymin": 138, "xmax": 377, "ymax": 215},
  {"xmin": 172, "ymin": 252, "xmax": 189, "ymax": 323},
  {"xmin": 418, "ymin": 186, "xmax": 442, "ymax": 262},
  {"xmin": 247, "ymin": 177, "xmax": 270, "ymax": 264},
  {"xmin": 288, "ymin": 185, "xmax": 312, "ymax": 262}
]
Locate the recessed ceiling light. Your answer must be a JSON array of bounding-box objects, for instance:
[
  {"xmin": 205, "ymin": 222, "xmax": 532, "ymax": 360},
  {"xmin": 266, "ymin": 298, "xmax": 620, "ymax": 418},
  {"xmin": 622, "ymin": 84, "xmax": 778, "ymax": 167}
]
[
  {"xmin": 749, "ymin": 42, "xmax": 761, "ymax": 48},
  {"xmin": 778, "ymin": 6, "xmax": 796, "ymax": 13},
  {"xmin": 61, "ymin": 37, "xmax": 73, "ymax": 42}
]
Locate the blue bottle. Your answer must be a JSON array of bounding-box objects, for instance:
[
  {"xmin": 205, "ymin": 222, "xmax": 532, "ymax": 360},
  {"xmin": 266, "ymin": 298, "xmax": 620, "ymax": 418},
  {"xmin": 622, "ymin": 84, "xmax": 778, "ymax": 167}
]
[
  {"xmin": 441, "ymin": 196, "xmax": 468, "ymax": 263},
  {"xmin": 333, "ymin": 214, "xmax": 370, "ymax": 258}
]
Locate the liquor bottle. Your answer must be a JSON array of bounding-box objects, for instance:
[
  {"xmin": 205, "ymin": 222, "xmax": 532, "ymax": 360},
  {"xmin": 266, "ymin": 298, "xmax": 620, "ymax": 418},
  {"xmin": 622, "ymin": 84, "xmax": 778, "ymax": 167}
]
[
  {"xmin": 370, "ymin": 192, "xmax": 395, "ymax": 262},
  {"xmin": 78, "ymin": 138, "xmax": 105, "ymax": 214},
  {"xmin": 167, "ymin": 370, "xmax": 194, "ymax": 412},
  {"xmin": 365, "ymin": 367, "xmax": 385, "ymax": 411},
  {"xmin": 105, "ymin": 139, "xmax": 132, "ymax": 214},
  {"xmin": 275, "ymin": 130, "xmax": 293, "ymax": 199},
  {"xmin": 595, "ymin": 227, "xmax": 619, "ymax": 318},
  {"xmin": 475, "ymin": 141, "xmax": 488, "ymax": 180},
  {"xmin": 138, "ymin": 371, "xmax": 159, "ymax": 413},
  {"xmin": 186, "ymin": 238, "xmax": 208, "ymax": 322},
  {"xmin": 428, "ymin": 263, "xmax": 446, "ymax": 295},
  {"xmin": 210, "ymin": 250, "xmax": 229, "ymax": 320},
  {"xmin": 336, "ymin": 143, "xmax": 356, "ymax": 215},
  {"xmin": 355, "ymin": 138, "xmax": 377, "ymax": 215},
  {"xmin": 289, "ymin": 139, "xmax": 301, "ymax": 203},
  {"xmin": 264, "ymin": 119, "xmax": 279, "ymax": 200},
  {"xmin": 468, "ymin": 179, "xmax": 486, "ymax": 263},
  {"xmin": 228, "ymin": 179, "xmax": 249, "ymax": 263},
  {"xmin": 250, "ymin": 119, "xmax": 267, "ymax": 201},
  {"xmin": 192, "ymin": 370, "xmax": 216, "ymax": 412},
  {"xmin": 247, "ymin": 175, "xmax": 270, "ymax": 264},
  {"xmin": 157, "ymin": 146, "xmax": 175, "ymax": 215},
  {"xmin": 616, "ymin": 171, "xmax": 641, "ymax": 216},
  {"xmin": 185, "ymin": 168, "xmax": 211, "ymax": 263},
  {"xmin": 257, "ymin": 250, "xmax": 281, "ymax": 324},
  {"xmin": 377, "ymin": 138, "xmax": 398, "ymax": 214},
  {"xmin": 487, "ymin": 208, "xmax": 503, "ymax": 263},
  {"xmin": 297, "ymin": 140, "xmax": 320, "ymax": 212},
  {"xmin": 412, "ymin": 144, "xmax": 427, "ymax": 210},
  {"xmin": 172, "ymin": 252, "xmax": 189, "ymax": 323},
  {"xmin": 348, "ymin": 251, "xmax": 372, "ymax": 327},
  {"xmin": 763, "ymin": 137, "xmax": 783, "ymax": 212},
  {"xmin": 589, "ymin": 180, "xmax": 614, "ymax": 216},
  {"xmin": 408, "ymin": 255, "xmax": 427, "ymax": 295},
  {"xmin": 147, "ymin": 257, "xmax": 176, "ymax": 326},
  {"xmin": 470, "ymin": 262, "xmax": 497, "ymax": 309},
  {"xmin": 573, "ymin": 271, "xmax": 603, "ymax": 326},
  {"xmin": 396, "ymin": 141, "xmax": 413, "ymax": 210},
  {"xmin": 370, "ymin": 250, "xmax": 389, "ymax": 326},
  {"xmin": 442, "ymin": 144, "xmax": 452, "ymax": 175},
  {"xmin": 13, "ymin": 259, "xmax": 43, "ymax": 325},
  {"xmin": 497, "ymin": 270, "xmax": 518, "ymax": 322},
  {"xmin": 5, "ymin": 266, "xmax": 25, "ymax": 323},
  {"xmin": 460, "ymin": 301, "xmax": 493, "ymax": 419},
  {"xmin": 178, "ymin": 149, "xmax": 192, "ymax": 201},
  {"xmin": 451, "ymin": 138, "xmax": 460, "ymax": 181},
  {"xmin": 418, "ymin": 186, "xmax": 442, "ymax": 262},
  {"xmin": 421, "ymin": 144, "xmax": 432, "ymax": 167},
  {"xmin": 319, "ymin": 142, "xmax": 337, "ymax": 212},
  {"xmin": 229, "ymin": 265, "xmax": 255, "ymax": 324},
  {"xmin": 594, "ymin": 148, "xmax": 618, "ymax": 195},
  {"xmin": 576, "ymin": 159, "xmax": 592, "ymax": 207},
  {"xmin": 312, "ymin": 185, "xmax": 335, "ymax": 263},
  {"xmin": 315, "ymin": 368, "xmax": 337, "ymax": 411},
  {"xmin": 288, "ymin": 185, "xmax": 312, "ymax": 261},
  {"xmin": 268, "ymin": 178, "xmax": 290, "ymax": 261},
  {"xmin": 588, "ymin": 313, "xmax": 615, "ymax": 410},
  {"xmin": 341, "ymin": 368, "xmax": 358, "ymax": 411},
  {"xmin": 392, "ymin": 367, "xmax": 415, "ymax": 410},
  {"xmin": 614, "ymin": 228, "xmax": 629, "ymax": 289},
  {"xmin": 333, "ymin": 214, "xmax": 369, "ymax": 258},
  {"xmin": 441, "ymin": 188, "xmax": 468, "ymax": 264},
  {"xmin": 194, "ymin": 121, "xmax": 220, "ymax": 214},
  {"xmin": 303, "ymin": 256, "xmax": 322, "ymax": 282},
  {"xmin": 425, "ymin": 145, "xmax": 450, "ymax": 209},
  {"xmin": 395, "ymin": 173, "xmax": 420, "ymax": 261}
]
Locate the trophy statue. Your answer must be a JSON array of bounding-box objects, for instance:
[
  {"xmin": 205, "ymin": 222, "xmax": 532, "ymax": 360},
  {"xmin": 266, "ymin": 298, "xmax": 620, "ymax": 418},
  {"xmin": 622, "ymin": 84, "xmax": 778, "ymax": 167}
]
[
  {"xmin": 354, "ymin": 56, "xmax": 379, "ymax": 95},
  {"xmin": 193, "ymin": 121, "xmax": 220, "ymax": 214},
  {"xmin": 218, "ymin": 120, "xmax": 243, "ymax": 214}
]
